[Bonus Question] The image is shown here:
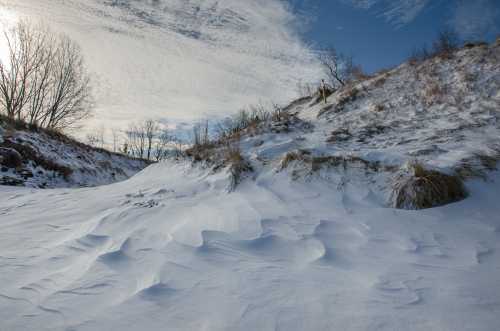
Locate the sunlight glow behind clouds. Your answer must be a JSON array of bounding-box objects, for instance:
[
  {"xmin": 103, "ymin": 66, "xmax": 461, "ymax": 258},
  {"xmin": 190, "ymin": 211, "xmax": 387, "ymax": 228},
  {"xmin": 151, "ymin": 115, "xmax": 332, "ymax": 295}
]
[{"xmin": 0, "ymin": 0, "xmax": 321, "ymax": 135}]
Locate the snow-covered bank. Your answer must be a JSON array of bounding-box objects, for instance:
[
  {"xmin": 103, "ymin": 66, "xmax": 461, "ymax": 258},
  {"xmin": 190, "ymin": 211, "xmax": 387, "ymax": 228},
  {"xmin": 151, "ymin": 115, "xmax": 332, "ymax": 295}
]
[
  {"xmin": 0, "ymin": 121, "xmax": 149, "ymax": 188},
  {"xmin": 1, "ymin": 161, "xmax": 500, "ymax": 330}
]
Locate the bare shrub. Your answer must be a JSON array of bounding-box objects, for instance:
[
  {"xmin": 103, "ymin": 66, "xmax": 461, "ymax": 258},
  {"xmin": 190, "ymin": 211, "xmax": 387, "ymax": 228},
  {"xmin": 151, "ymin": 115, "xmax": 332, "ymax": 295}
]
[
  {"xmin": 409, "ymin": 44, "xmax": 432, "ymax": 64},
  {"xmin": 318, "ymin": 47, "xmax": 359, "ymax": 88},
  {"xmin": 432, "ymin": 29, "xmax": 460, "ymax": 58},
  {"xmin": 409, "ymin": 29, "xmax": 461, "ymax": 64},
  {"xmin": 391, "ymin": 162, "xmax": 467, "ymax": 210},
  {"xmin": 86, "ymin": 126, "xmax": 105, "ymax": 148},
  {"xmin": 214, "ymin": 104, "xmax": 295, "ymax": 143},
  {"xmin": 186, "ymin": 121, "xmax": 215, "ymax": 162}
]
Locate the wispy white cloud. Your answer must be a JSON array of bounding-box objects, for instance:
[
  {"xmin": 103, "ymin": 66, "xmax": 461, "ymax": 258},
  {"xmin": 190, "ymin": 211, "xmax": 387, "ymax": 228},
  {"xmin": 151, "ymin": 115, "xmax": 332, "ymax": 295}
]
[
  {"xmin": 0, "ymin": 0, "xmax": 321, "ymax": 136},
  {"xmin": 380, "ymin": 0, "xmax": 432, "ymax": 26},
  {"xmin": 450, "ymin": 0, "xmax": 499, "ymax": 39},
  {"xmin": 342, "ymin": 0, "xmax": 433, "ymax": 26}
]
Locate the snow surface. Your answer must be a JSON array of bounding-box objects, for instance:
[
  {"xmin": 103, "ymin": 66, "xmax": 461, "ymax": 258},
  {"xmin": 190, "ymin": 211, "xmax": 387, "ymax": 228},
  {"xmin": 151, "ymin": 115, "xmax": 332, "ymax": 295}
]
[
  {"xmin": 1, "ymin": 161, "xmax": 500, "ymax": 330},
  {"xmin": 1, "ymin": 42, "xmax": 500, "ymax": 330}
]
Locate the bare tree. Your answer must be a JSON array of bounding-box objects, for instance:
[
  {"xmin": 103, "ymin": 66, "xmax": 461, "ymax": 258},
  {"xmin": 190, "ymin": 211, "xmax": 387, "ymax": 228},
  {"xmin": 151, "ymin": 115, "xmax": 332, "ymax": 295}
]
[
  {"xmin": 26, "ymin": 32, "xmax": 55, "ymax": 126},
  {"xmin": 111, "ymin": 128, "xmax": 120, "ymax": 152},
  {"xmin": 0, "ymin": 20, "xmax": 93, "ymax": 130},
  {"xmin": 192, "ymin": 120, "xmax": 209, "ymax": 147},
  {"xmin": 0, "ymin": 21, "xmax": 46, "ymax": 120},
  {"xmin": 125, "ymin": 123, "xmax": 146, "ymax": 159},
  {"xmin": 154, "ymin": 128, "xmax": 170, "ymax": 161},
  {"xmin": 42, "ymin": 36, "xmax": 93, "ymax": 129},
  {"xmin": 318, "ymin": 47, "xmax": 347, "ymax": 88},
  {"xmin": 318, "ymin": 47, "xmax": 362, "ymax": 88},
  {"xmin": 144, "ymin": 119, "xmax": 159, "ymax": 160}
]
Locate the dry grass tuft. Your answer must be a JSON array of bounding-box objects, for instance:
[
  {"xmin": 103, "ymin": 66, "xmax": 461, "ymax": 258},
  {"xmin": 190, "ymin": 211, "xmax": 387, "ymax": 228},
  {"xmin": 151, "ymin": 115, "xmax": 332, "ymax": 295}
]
[
  {"xmin": 279, "ymin": 150, "xmax": 381, "ymax": 175},
  {"xmin": 391, "ymin": 162, "xmax": 467, "ymax": 210},
  {"xmin": 454, "ymin": 148, "xmax": 500, "ymax": 180},
  {"xmin": 279, "ymin": 150, "xmax": 311, "ymax": 170},
  {"xmin": 224, "ymin": 143, "xmax": 253, "ymax": 191},
  {"xmin": 371, "ymin": 104, "xmax": 385, "ymax": 112}
]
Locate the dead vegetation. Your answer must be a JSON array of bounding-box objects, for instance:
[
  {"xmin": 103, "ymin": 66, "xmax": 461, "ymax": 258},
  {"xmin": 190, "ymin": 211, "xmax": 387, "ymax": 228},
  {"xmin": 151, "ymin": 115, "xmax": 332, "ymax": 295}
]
[
  {"xmin": 326, "ymin": 128, "xmax": 351, "ymax": 143},
  {"xmin": 184, "ymin": 104, "xmax": 313, "ymax": 188},
  {"xmin": 371, "ymin": 104, "xmax": 385, "ymax": 112},
  {"xmin": 224, "ymin": 143, "xmax": 253, "ymax": 191},
  {"xmin": 1, "ymin": 138, "xmax": 73, "ymax": 179},
  {"xmin": 391, "ymin": 162, "xmax": 467, "ymax": 210},
  {"xmin": 317, "ymin": 86, "xmax": 360, "ymax": 117},
  {"xmin": 0, "ymin": 114, "xmax": 149, "ymax": 162},
  {"xmin": 279, "ymin": 150, "xmax": 383, "ymax": 174},
  {"xmin": 423, "ymin": 81, "xmax": 446, "ymax": 106},
  {"xmin": 454, "ymin": 147, "xmax": 500, "ymax": 180}
]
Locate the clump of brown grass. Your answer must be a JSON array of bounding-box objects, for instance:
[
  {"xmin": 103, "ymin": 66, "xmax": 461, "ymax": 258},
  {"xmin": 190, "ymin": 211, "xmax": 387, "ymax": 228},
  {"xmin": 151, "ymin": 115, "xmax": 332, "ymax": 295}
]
[
  {"xmin": 391, "ymin": 162, "xmax": 467, "ymax": 210},
  {"xmin": 326, "ymin": 128, "xmax": 351, "ymax": 143},
  {"xmin": 372, "ymin": 104, "xmax": 385, "ymax": 112},
  {"xmin": 423, "ymin": 81, "xmax": 445, "ymax": 107},
  {"xmin": 224, "ymin": 143, "xmax": 253, "ymax": 191},
  {"xmin": 454, "ymin": 148, "xmax": 500, "ymax": 180},
  {"xmin": 279, "ymin": 150, "xmax": 381, "ymax": 174},
  {"xmin": 279, "ymin": 150, "xmax": 311, "ymax": 170}
]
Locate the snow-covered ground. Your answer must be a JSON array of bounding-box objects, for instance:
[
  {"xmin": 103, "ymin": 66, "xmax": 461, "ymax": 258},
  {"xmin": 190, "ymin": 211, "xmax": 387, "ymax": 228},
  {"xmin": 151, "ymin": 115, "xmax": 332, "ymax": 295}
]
[
  {"xmin": 1, "ymin": 40, "xmax": 500, "ymax": 331},
  {"xmin": 1, "ymin": 161, "xmax": 500, "ymax": 330}
]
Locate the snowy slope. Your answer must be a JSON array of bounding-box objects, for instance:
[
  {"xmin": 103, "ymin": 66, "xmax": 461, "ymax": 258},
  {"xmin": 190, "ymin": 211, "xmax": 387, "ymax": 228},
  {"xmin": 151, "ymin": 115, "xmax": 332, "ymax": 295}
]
[
  {"xmin": 0, "ymin": 123, "xmax": 149, "ymax": 188},
  {"xmin": 1, "ymin": 42, "xmax": 500, "ymax": 330}
]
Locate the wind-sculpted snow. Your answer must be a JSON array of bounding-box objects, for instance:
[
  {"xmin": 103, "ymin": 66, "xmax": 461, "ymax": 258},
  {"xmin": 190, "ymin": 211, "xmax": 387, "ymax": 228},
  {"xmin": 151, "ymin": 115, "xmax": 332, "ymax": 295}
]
[{"xmin": 1, "ymin": 162, "xmax": 500, "ymax": 330}]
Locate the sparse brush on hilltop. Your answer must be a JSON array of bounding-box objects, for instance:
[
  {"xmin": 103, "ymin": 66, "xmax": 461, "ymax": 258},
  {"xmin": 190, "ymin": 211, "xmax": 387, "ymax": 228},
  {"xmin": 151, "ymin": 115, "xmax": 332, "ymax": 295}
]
[{"xmin": 176, "ymin": 34, "xmax": 500, "ymax": 210}]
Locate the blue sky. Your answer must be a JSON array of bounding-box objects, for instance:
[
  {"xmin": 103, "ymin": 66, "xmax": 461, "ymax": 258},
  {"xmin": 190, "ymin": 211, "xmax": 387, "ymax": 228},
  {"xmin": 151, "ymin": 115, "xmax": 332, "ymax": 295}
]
[{"xmin": 289, "ymin": 0, "xmax": 500, "ymax": 72}]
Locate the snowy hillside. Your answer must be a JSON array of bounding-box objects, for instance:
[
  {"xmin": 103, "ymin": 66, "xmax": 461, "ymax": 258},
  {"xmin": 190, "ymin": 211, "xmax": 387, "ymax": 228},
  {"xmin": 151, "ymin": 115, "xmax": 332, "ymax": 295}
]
[
  {"xmin": 1, "ymin": 42, "xmax": 500, "ymax": 330},
  {"xmin": 0, "ymin": 120, "xmax": 149, "ymax": 188}
]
